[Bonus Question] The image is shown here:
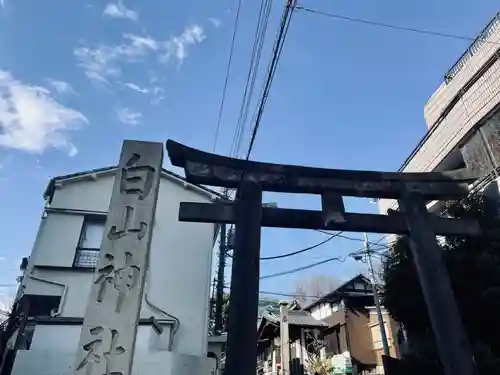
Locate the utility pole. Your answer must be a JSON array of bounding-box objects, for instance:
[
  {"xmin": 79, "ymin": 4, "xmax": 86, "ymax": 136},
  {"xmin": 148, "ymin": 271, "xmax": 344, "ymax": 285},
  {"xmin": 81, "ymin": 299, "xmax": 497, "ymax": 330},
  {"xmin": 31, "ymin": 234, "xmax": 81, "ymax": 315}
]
[
  {"xmin": 364, "ymin": 233, "xmax": 390, "ymax": 357},
  {"xmin": 214, "ymin": 223, "xmax": 226, "ymax": 335},
  {"xmin": 210, "ymin": 277, "xmax": 216, "ymax": 333},
  {"xmin": 279, "ymin": 301, "xmax": 290, "ymax": 375}
]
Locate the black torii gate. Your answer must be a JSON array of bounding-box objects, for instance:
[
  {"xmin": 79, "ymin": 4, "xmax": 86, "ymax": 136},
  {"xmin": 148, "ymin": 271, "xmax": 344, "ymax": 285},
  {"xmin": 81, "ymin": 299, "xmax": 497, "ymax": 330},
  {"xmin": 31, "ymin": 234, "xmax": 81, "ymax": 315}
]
[{"xmin": 166, "ymin": 140, "xmax": 480, "ymax": 375}]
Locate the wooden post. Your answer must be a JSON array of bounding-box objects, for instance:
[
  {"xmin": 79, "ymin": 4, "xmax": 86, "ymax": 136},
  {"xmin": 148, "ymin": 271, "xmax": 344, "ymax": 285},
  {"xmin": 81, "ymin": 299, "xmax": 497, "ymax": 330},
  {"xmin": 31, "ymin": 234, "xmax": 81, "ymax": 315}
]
[
  {"xmin": 74, "ymin": 141, "xmax": 163, "ymax": 375},
  {"xmin": 224, "ymin": 181, "xmax": 262, "ymax": 375},
  {"xmin": 300, "ymin": 328, "xmax": 307, "ymax": 364},
  {"xmin": 280, "ymin": 302, "xmax": 291, "ymax": 375},
  {"xmin": 398, "ymin": 193, "xmax": 476, "ymax": 375}
]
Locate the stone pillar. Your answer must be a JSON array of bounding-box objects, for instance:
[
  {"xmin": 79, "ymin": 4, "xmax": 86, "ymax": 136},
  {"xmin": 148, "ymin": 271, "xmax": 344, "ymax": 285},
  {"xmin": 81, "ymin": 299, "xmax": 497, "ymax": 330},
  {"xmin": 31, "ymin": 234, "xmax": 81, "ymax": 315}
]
[{"xmin": 73, "ymin": 140, "xmax": 163, "ymax": 375}]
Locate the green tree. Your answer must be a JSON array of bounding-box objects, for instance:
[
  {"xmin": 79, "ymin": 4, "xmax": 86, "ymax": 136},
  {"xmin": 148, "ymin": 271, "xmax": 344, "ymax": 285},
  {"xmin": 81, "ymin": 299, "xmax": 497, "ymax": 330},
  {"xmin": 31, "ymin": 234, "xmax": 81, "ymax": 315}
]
[
  {"xmin": 209, "ymin": 293, "xmax": 281, "ymax": 334},
  {"xmin": 383, "ymin": 194, "xmax": 500, "ymax": 374}
]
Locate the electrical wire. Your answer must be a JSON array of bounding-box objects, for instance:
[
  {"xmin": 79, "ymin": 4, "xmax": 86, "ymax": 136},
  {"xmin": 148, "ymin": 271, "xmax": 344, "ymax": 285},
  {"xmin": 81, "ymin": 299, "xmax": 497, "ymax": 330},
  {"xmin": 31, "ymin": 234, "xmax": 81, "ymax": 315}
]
[
  {"xmin": 296, "ymin": 6, "xmax": 500, "ymax": 45},
  {"xmin": 245, "ymin": 0, "xmax": 296, "ymax": 160},
  {"xmin": 223, "ymin": 285, "xmax": 321, "ymax": 299},
  {"xmin": 260, "ymin": 252, "xmax": 354, "ymax": 280},
  {"xmin": 259, "ymin": 290, "xmax": 321, "ymax": 299},
  {"xmin": 212, "ymin": 0, "xmax": 243, "ymax": 152},
  {"xmin": 226, "ymin": 231, "xmax": 344, "ymax": 260},
  {"xmin": 260, "ymin": 231, "xmax": 343, "ymax": 260},
  {"xmin": 315, "ymin": 229, "xmax": 390, "ymax": 248},
  {"xmin": 230, "ymin": 0, "xmax": 272, "ymax": 159}
]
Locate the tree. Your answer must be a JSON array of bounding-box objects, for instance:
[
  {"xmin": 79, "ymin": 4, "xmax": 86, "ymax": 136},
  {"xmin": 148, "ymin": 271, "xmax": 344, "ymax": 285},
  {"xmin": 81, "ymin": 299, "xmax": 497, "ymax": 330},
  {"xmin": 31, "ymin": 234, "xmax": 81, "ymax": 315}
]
[
  {"xmin": 382, "ymin": 194, "xmax": 500, "ymax": 374},
  {"xmin": 294, "ymin": 275, "xmax": 340, "ymax": 306},
  {"xmin": 208, "ymin": 293, "xmax": 281, "ymax": 335}
]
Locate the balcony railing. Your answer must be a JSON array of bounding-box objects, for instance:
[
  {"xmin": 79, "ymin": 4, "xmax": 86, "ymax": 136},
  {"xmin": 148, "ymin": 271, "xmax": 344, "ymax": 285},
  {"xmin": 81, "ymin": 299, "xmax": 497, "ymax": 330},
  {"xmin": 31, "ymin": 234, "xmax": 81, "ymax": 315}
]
[
  {"xmin": 445, "ymin": 13, "xmax": 500, "ymax": 83},
  {"xmin": 73, "ymin": 248, "xmax": 99, "ymax": 268}
]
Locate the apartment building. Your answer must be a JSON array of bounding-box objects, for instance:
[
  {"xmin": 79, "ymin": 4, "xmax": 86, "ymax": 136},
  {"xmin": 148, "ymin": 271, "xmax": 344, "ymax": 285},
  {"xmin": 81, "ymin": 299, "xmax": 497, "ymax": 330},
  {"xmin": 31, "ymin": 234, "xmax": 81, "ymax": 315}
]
[
  {"xmin": 379, "ymin": 13, "xmax": 500, "ymax": 215},
  {"xmin": 0, "ymin": 166, "xmax": 223, "ymax": 375}
]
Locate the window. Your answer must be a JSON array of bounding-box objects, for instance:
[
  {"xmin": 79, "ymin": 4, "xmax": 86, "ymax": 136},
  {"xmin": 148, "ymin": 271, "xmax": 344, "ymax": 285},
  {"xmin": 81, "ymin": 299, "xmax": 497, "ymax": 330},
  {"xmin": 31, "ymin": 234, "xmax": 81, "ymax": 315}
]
[{"xmin": 74, "ymin": 216, "xmax": 105, "ymax": 268}]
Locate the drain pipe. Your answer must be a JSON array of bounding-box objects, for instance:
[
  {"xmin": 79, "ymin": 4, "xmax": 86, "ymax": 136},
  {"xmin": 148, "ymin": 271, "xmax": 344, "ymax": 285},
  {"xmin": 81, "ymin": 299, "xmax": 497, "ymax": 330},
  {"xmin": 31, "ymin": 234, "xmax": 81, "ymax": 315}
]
[{"xmin": 27, "ymin": 274, "xmax": 67, "ymax": 317}]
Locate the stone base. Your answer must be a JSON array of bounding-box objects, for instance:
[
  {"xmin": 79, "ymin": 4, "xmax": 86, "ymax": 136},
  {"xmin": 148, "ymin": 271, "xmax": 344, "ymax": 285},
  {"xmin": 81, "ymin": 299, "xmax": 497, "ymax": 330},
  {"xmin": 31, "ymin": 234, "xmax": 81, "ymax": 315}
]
[{"xmin": 12, "ymin": 350, "xmax": 216, "ymax": 375}]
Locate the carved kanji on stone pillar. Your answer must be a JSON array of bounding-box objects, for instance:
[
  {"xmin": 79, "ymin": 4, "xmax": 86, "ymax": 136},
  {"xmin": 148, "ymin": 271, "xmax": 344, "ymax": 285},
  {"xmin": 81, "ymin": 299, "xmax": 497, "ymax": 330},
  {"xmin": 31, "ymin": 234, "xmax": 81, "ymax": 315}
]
[{"xmin": 74, "ymin": 141, "xmax": 163, "ymax": 375}]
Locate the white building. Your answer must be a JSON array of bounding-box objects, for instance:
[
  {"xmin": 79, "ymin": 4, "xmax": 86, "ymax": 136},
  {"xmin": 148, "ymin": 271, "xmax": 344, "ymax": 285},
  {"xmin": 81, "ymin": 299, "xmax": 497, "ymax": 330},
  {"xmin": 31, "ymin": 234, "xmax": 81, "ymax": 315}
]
[
  {"xmin": 2, "ymin": 166, "xmax": 226, "ymax": 375},
  {"xmin": 379, "ymin": 13, "xmax": 500, "ymax": 216}
]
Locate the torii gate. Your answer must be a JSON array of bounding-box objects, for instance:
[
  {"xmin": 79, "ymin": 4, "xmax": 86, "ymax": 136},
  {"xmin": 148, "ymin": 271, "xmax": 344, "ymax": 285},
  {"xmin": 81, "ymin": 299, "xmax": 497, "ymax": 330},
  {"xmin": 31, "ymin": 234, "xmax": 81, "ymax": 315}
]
[{"xmin": 166, "ymin": 140, "xmax": 480, "ymax": 375}]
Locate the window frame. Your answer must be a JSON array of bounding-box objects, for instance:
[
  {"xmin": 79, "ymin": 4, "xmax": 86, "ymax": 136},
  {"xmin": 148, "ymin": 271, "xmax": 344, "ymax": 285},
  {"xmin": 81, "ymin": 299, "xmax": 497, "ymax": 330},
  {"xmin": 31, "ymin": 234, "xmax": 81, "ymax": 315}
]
[{"xmin": 73, "ymin": 215, "xmax": 106, "ymax": 269}]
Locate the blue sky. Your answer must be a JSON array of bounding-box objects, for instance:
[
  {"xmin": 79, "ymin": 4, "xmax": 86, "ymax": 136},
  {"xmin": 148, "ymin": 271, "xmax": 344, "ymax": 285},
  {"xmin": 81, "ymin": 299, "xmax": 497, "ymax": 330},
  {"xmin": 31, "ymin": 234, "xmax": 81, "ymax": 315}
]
[{"xmin": 0, "ymin": 0, "xmax": 498, "ymax": 305}]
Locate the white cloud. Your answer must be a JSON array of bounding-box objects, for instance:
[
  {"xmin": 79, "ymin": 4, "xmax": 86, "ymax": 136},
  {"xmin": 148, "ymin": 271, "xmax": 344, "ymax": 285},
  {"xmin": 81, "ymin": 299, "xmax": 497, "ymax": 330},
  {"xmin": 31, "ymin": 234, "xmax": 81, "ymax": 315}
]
[
  {"xmin": 0, "ymin": 70, "xmax": 87, "ymax": 155},
  {"xmin": 162, "ymin": 25, "xmax": 206, "ymax": 65},
  {"xmin": 150, "ymin": 87, "xmax": 164, "ymax": 105},
  {"xmin": 103, "ymin": 0, "xmax": 138, "ymax": 22},
  {"xmin": 75, "ymin": 25, "xmax": 206, "ymax": 84},
  {"xmin": 75, "ymin": 35, "xmax": 158, "ymax": 84},
  {"xmin": 122, "ymin": 82, "xmax": 164, "ymax": 105},
  {"xmin": 123, "ymin": 82, "xmax": 149, "ymax": 94},
  {"xmin": 115, "ymin": 107, "xmax": 142, "ymax": 125},
  {"xmin": 208, "ymin": 18, "xmax": 221, "ymax": 27},
  {"xmin": 46, "ymin": 79, "xmax": 77, "ymax": 95}
]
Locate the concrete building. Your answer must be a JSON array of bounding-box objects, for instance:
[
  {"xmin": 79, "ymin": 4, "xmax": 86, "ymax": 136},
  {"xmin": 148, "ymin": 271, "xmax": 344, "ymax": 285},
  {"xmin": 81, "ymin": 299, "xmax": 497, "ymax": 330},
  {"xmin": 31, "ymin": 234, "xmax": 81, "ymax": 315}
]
[
  {"xmin": 379, "ymin": 13, "xmax": 500, "ymax": 215},
  {"xmin": 1, "ymin": 166, "xmax": 225, "ymax": 375}
]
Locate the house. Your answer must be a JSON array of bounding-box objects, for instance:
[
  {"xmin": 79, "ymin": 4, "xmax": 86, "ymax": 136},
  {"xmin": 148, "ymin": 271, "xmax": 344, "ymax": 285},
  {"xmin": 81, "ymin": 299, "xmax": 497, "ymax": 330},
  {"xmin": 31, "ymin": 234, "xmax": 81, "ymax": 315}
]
[
  {"xmin": 379, "ymin": 13, "xmax": 500, "ymax": 222},
  {"xmin": 0, "ymin": 166, "xmax": 225, "ymax": 375},
  {"xmin": 257, "ymin": 301, "xmax": 329, "ymax": 374},
  {"xmin": 304, "ymin": 274, "xmax": 401, "ymax": 374}
]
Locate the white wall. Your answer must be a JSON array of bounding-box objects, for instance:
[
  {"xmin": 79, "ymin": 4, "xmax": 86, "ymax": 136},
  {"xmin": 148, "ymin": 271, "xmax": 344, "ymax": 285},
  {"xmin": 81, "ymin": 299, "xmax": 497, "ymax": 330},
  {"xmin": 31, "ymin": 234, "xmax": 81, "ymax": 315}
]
[
  {"xmin": 31, "ymin": 214, "xmax": 83, "ymax": 267},
  {"xmin": 12, "ymin": 349, "xmax": 216, "ymax": 375},
  {"xmin": 30, "ymin": 324, "xmax": 173, "ymax": 353},
  {"xmin": 50, "ymin": 175, "xmax": 114, "ymax": 212},
  {"xmin": 22, "ymin": 172, "xmax": 216, "ymax": 357}
]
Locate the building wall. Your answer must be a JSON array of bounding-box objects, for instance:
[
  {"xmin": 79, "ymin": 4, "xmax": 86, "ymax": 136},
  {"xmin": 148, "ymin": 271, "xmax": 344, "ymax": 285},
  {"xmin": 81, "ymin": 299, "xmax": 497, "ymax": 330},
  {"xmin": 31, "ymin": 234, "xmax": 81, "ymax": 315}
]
[
  {"xmin": 29, "ymin": 324, "xmax": 173, "ymax": 353},
  {"xmin": 20, "ymin": 172, "xmax": 217, "ymax": 357},
  {"xmin": 367, "ymin": 309, "xmax": 400, "ymax": 372},
  {"xmin": 345, "ymin": 309, "xmax": 377, "ymax": 366},
  {"xmin": 415, "ymin": 18, "xmax": 500, "ymax": 173},
  {"xmin": 379, "ymin": 17, "xmax": 500, "ymax": 216}
]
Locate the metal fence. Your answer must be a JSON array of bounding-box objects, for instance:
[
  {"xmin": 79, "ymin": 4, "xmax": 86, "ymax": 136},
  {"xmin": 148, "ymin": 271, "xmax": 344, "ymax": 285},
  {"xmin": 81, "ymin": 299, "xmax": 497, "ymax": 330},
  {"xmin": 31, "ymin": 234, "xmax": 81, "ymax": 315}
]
[{"xmin": 445, "ymin": 13, "xmax": 500, "ymax": 82}]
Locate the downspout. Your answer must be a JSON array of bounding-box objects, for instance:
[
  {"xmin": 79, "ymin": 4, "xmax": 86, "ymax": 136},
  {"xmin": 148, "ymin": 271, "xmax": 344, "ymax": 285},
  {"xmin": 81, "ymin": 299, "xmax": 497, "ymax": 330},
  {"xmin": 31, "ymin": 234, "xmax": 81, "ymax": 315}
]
[{"xmin": 27, "ymin": 275, "xmax": 67, "ymax": 317}]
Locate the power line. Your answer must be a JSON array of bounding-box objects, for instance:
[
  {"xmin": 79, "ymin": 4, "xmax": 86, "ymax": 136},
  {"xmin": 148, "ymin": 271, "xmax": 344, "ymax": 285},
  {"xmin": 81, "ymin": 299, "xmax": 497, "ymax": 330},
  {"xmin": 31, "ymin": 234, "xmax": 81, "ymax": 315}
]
[
  {"xmin": 245, "ymin": 0, "xmax": 296, "ymax": 160},
  {"xmin": 226, "ymin": 231, "xmax": 344, "ymax": 260},
  {"xmin": 212, "ymin": 0, "xmax": 243, "ymax": 152},
  {"xmin": 259, "ymin": 290, "xmax": 320, "ymax": 298},
  {"xmin": 230, "ymin": 0, "xmax": 272, "ymax": 158},
  {"xmin": 315, "ymin": 229, "xmax": 390, "ymax": 248},
  {"xmin": 296, "ymin": 6, "xmax": 500, "ymax": 45},
  {"xmin": 260, "ymin": 231, "xmax": 343, "ymax": 260},
  {"xmin": 260, "ymin": 252, "xmax": 355, "ymax": 280},
  {"xmin": 224, "ymin": 285, "xmax": 320, "ymax": 299}
]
